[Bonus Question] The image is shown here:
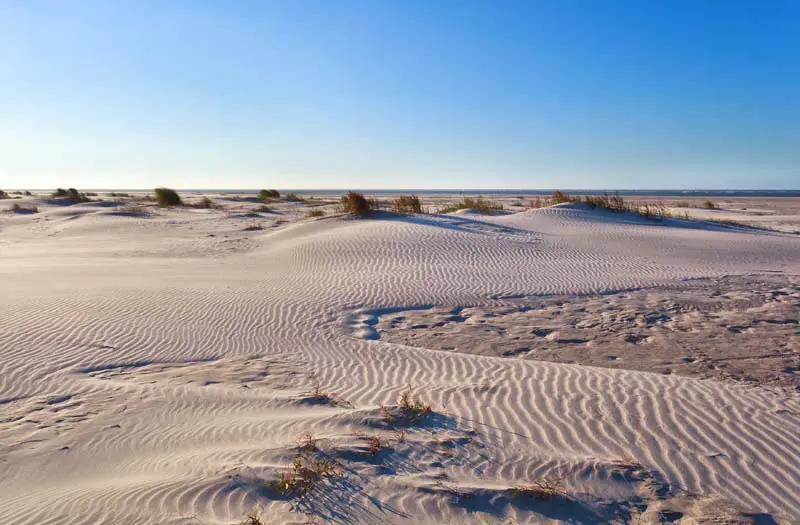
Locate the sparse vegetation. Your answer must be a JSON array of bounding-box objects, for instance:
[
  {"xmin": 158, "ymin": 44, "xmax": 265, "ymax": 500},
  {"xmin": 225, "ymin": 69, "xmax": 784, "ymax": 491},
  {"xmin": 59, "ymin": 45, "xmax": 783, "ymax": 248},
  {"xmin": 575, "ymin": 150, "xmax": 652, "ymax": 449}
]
[
  {"xmin": 190, "ymin": 196, "xmax": 219, "ymax": 209},
  {"xmin": 258, "ymin": 189, "xmax": 280, "ymax": 200},
  {"xmin": 511, "ymin": 476, "xmax": 568, "ymax": 501},
  {"xmin": 673, "ymin": 201, "xmax": 690, "ymax": 208},
  {"xmin": 306, "ymin": 209, "xmax": 325, "ymax": 218},
  {"xmin": 240, "ymin": 513, "xmax": 264, "ymax": 525},
  {"xmin": 360, "ymin": 434, "xmax": 384, "ymax": 456},
  {"xmin": 391, "ymin": 194, "xmax": 423, "ymax": 214},
  {"xmin": 381, "ymin": 386, "xmax": 433, "ymax": 426},
  {"xmin": 255, "ymin": 204, "xmax": 273, "ymax": 213},
  {"xmin": 154, "ymin": 187, "xmax": 182, "ymax": 207},
  {"xmin": 52, "ymin": 187, "xmax": 91, "ymax": 203},
  {"xmin": 702, "ymin": 200, "xmax": 716, "ymax": 209},
  {"xmin": 439, "ymin": 197, "xmax": 503, "ymax": 215},
  {"xmin": 284, "ymin": 193, "xmax": 304, "ymax": 202},
  {"xmin": 0, "ymin": 190, "xmax": 8, "ymax": 199},
  {"xmin": 267, "ymin": 455, "xmax": 342, "ymax": 496},
  {"xmin": 23, "ymin": 190, "xmax": 32, "ymax": 196},
  {"xmin": 108, "ymin": 192, "xmax": 131, "ymax": 198},
  {"xmin": 297, "ymin": 433, "xmax": 320, "ymax": 453},
  {"xmin": 551, "ymin": 190, "xmax": 574, "ymax": 204},
  {"xmin": 341, "ymin": 191, "xmax": 372, "ymax": 216}
]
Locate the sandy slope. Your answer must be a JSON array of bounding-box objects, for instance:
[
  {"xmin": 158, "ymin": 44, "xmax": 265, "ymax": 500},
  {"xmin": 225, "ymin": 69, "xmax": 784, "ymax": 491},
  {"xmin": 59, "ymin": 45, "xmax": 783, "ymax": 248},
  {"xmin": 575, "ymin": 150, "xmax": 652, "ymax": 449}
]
[{"xmin": 1, "ymin": 196, "xmax": 799, "ymax": 524}]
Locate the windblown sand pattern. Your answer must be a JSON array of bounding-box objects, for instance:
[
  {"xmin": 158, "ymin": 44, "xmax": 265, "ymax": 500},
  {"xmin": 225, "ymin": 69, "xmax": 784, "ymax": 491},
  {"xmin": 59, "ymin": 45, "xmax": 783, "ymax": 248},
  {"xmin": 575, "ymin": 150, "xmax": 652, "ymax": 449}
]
[{"xmin": 1, "ymin": 195, "xmax": 799, "ymax": 524}]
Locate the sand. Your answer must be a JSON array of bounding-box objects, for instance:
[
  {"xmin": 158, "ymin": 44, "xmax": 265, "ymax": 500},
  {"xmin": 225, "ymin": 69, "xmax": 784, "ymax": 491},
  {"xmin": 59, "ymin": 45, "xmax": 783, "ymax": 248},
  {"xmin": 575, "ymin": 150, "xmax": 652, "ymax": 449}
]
[{"xmin": 1, "ymin": 192, "xmax": 799, "ymax": 524}]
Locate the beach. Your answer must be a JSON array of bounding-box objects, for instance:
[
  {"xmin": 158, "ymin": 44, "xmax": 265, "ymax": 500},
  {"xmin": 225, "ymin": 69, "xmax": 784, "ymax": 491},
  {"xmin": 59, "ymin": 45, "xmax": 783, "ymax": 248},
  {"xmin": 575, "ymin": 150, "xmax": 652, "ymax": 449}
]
[{"xmin": 1, "ymin": 191, "xmax": 798, "ymax": 524}]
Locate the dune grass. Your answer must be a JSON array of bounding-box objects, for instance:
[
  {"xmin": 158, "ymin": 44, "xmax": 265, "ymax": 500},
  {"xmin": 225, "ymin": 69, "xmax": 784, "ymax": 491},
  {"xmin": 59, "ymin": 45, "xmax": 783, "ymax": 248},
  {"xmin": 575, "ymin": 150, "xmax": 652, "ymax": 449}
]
[
  {"xmin": 154, "ymin": 187, "xmax": 182, "ymax": 207},
  {"xmin": 341, "ymin": 192, "xmax": 372, "ymax": 216},
  {"xmin": 52, "ymin": 188, "xmax": 91, "ymax": 203},
  {"xmin": 306, "ymin": 209, "xmax": 325, "ymax": 218},
  {"xmin": 439, "ymin": 197, "xmax": 503, "ymax": 215},
  {"xmin": 391, "ymin": 194, "xmax": 423, "ymax": 214},
  {"xmin": 258, "ymin": 189, "xmax": 280, "ymax": 200}
]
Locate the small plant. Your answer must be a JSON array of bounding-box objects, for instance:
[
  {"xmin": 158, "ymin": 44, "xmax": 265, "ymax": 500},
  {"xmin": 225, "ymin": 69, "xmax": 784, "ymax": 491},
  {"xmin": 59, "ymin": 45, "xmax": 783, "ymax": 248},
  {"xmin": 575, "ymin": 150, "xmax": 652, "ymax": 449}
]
[
  {"xmin": 258, "ymin": 189, "xmax": 280, "ymax": 200},
  {"xmin": 23, "ymin": 190, "xmax": 32, "ymax": 196},
  {"xmin": 702, "ymin": 200, "xmax": 716, "ymax": 209},
  {"xmin": 154, "ymin": 187, "xmax": 182, "ymax": 207},
  {"xmin": 108, "ymin": 192, "xmax": 131, "ymax": 198},
  {"xmin": 267, "ymin": 456, "xmax": 341, "ymax": 495},
  {"xmin": 284, "ymin": 193, "xmax": 304, "ymax": 202},
  {"xmin": 391, "ymin": 194, "xmax": 423, "ymax": 214},
  {"xmin": 360, "ymin": 434, "xmax": 383, "ymax": 456},
  {"xmin": 306, "ymin": 209, "xmax": 325, "ymax": 218},
  {"xmin": 241, "ymin": 513, "xmax": 264, "ymax": 525},
  {"xmin": 297, "ymin": 433, "xmax": 320, "ymax": 453},
  {"xmin": 511, "ymin": 476, "xmax": 568, "ymax": 501},
  {"xmin": 397, "ymin": 387, "xmax": 432, "ymax": 421},
  {"xmin": 255, "ymin": 204, "xmax": 272, "ymax": 213},
  {"xmin": 529, "ymin": 196, "xmax": 543, "ymax": 209},
  {"xmin": 192, "ymin": 196, "xmax": 217, "ymax": 209},
  {"xmin": 341, "ymin": 191, "xmax": 372, "ymax": 216}
]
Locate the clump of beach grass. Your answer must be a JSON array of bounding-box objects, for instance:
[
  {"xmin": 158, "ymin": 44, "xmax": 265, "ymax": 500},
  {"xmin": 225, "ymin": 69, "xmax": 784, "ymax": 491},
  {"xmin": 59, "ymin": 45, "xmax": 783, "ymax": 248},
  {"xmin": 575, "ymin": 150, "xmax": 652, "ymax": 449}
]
[
  {"xmin": 341, "ymin": 191, "xmax": 372, "ymax": 216},
  {"xmin": 511, "ymin": 476, "xmax": 569, "ymax": 501},
  {"xmin": 306, "ymin": 209, "xmax": 325, "ymax": 218},
  {"xmin": 258, "ymin": 189, "xmax": 280, "ymax": 200},
  {"xmin": 391, "ymin": 194, "xmax": 423, "ymax": 214},
  {"xmin": 440, "ymin": 197, "xmax": 503, "ymax": 215},
  {"xmin": 154, "ymin": 187, "xmax": 182, "ymax": 207}
]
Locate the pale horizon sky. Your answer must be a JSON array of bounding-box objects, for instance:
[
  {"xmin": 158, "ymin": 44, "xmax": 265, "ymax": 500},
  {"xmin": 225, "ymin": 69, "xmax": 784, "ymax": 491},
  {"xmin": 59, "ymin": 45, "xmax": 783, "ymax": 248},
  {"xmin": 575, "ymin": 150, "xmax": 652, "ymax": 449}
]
[{"xmin": 1, "ymin": 1, "xmax": 798, "ymax": 190}]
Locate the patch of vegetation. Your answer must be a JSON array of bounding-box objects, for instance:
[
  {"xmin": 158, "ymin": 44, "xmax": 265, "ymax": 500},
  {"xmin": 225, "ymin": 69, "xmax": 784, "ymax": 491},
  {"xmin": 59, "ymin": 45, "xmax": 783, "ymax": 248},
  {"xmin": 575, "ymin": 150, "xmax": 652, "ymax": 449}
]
[
  {"xmin": 359, "ymin": 434, "xmax": 384, "ymax": 456},
  {"xmin": 258, "ymin": 189, "xmax": 280, "ymax": 200},
  {"xmin": 511, "ymin": 476, "xmax": 569, "ymax": 501},
  {"xmin": 306, "ymin": 209, "xmax": 325, "ymax": 218},
  {"xmin": 391, "ymin": 194, "xmax": 423, "ymax": 214},
  {"xmin": 381, "ymin": 386, "xmax": 433, "ymax": 426},
  {"xmin": 255, "ymin": 204, "xmax": 273, "ymax": 213},
  {"xmin": 24, "ymin": 190, "xmax": 32, "ymax": 196},
  {"xmin": 284, "ymin": 193, "xmax": 304, "ymax": 202},
  {"xmin": 52, "ymin": 188, "xmax": 91, "ymax": 203},
  {"xmin": 0, "ymin": 190, "xmax": 8, "ymax": 199},
  {"xmin": 673, "ymin": 201, "xmax": 690, "ymax": 208},
  {"xmin": 154, "ymin": 187, "xmax": 183, "ymax": 207},
  {"xmin": 341, "ymin": 191, "xmax": 372, "ymax": 216},
  {"xmin": 108, "ymin": 192, "xmax": 131, "ymax": 198},
  {"xmin": 551, "ymin": 190, "xmax": 575, "ymax": 204},
  {"xmin": 702, "ymin": 200, "xmax": 716, "ymax": 209},
  {"xmin": 267, "ymin": 455, "xmax": 342, "ymax": 496},
  {"xmin": 439, "ymin": 197, "xmax": 503, "ymax": 215},
  {"xmin": 189, "ymin": 196, "xmax": 220, "ymax": 209}
]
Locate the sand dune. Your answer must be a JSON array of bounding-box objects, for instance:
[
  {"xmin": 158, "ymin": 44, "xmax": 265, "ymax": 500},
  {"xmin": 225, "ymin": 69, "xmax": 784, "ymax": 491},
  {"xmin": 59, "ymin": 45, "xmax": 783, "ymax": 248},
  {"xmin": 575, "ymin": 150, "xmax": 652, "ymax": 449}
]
[{"xmin": 1, "ymin": 194, "xmax": 798, "ymax": 524}]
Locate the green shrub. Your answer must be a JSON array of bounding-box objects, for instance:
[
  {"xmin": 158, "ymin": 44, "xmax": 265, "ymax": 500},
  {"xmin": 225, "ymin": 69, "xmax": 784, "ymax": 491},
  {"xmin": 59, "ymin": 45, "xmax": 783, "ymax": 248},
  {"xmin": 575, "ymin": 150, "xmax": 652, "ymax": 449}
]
[
  {"xmin": 258, "ymin": 189, "xmax": 280, "ymax": 200},
  {"xmin": 391, "ymin": 195, "xmax": 423, "ymax": 214},
  {"xmin": 341, "ymin": 192, "xmax": 372, "ymax": 216},
  {"xmin": 154, "ymin": 187, "xmax": 182, "ymax": 207}
]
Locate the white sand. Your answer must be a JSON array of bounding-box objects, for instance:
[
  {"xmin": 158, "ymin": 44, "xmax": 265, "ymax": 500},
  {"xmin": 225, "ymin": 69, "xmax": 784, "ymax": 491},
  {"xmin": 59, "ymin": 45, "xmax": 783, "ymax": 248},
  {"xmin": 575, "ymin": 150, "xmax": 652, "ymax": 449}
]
[{"xmin": 1, "ymin": 193, "xmax": 799, "ymax": 524}]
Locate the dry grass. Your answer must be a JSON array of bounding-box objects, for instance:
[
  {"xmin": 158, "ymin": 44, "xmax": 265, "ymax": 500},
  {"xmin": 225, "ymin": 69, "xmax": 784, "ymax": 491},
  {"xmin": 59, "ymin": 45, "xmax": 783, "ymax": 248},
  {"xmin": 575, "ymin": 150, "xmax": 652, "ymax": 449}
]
[
  {"xmin": 267, "ymin": 455, "xmax": 342, "ymax": 495},
  {"xmin": 341, "ymin": 192, "xmax": 372, "ymax": 216},
  {"xmin": 391, "ymin": 194, "xmax": 423, "ymax": 214},
  {"xmin": 359, "ymin": 434, "xmax": 384, "ymax": 456},
  {"xmin": 52, "ymin": 187, "xmax": 91, "ymax": 203},
  {"xmin": 439, "ymin": 197, "xmax": 503, "ymax": 215},
  {"xmin": 306, "ymin": 209, "xmax": 325, "ymax": 218},
  {"xmin": 511, "ymin": 476, "xmax": 568, "ymax": 501},
  {"xmin": 240, "ymin": 513, "xmax": 264, "ymax": 525},
  {"xmin": 8, "ymin": 203, "xmax": 38, "ymax": 214},
  {"xmin": 189, "ymin": 196, "xmax": 221, "ymax": 209},
  {"xmin": 297, "ymin": 433, "xmax": 320, "ymax": 453},
  {"xmin": 285, "ymin": 193, "xmax": 304, "ymax": 202},
  {"xmin": 703, "ymin": 199, "xmax": 716, "ymax": 209}
]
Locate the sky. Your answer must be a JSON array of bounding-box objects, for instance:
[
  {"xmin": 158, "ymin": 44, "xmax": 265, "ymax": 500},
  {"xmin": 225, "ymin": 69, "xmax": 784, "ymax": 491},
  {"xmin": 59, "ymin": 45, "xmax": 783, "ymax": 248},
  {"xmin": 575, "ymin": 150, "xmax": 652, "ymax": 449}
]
[{"xmin": 1, "ymin": 1, "xmax": 798, "ymax": 190}]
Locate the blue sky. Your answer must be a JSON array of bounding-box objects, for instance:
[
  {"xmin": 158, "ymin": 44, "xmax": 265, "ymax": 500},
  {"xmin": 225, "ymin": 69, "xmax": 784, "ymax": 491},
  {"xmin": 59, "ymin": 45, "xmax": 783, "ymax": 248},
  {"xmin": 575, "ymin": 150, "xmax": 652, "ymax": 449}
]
[{"xmin": 1, "ymin": 1, "xmax": 798, "ymax": 189}]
